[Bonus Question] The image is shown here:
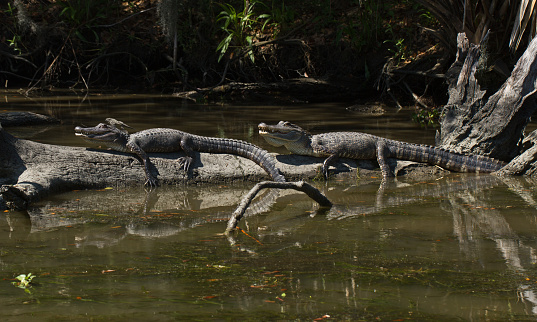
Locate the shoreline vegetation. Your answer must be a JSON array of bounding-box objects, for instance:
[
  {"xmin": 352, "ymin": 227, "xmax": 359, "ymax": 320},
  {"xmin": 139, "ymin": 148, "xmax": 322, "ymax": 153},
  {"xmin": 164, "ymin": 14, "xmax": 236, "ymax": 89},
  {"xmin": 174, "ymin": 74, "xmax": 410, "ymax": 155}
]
[
  {"xmin": 0, "ymin": 1, "xmax": 504, "ymax": 105},
  {"xmin": 1, "ymin": 1, "xmax": 534, "ymax": 112}
]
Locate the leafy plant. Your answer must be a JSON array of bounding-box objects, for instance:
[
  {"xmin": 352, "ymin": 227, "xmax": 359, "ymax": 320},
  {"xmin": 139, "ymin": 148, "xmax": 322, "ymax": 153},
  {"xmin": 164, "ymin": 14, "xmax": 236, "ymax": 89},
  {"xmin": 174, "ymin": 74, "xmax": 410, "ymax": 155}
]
[
  {"xmin": 412, "ymin": 108, "xmax": 440, "ymax": 127},
  {"xmin": 510, "ymin": 0, "xmax": 537, "ymax": 52},
  {"xmin": 58, "ymin": 0, "xmax": 115, "ymax": 42},
  {"xmin": 386, "ymin": 38, "xmax": 408, "ymax": 64},
  {"xmin": 413, "ymin": 0, "xmax": 526, "ymax": 54},
  {"xmin": 260, "ymin": 1, "xmax": 294, "ymax": 37},
  {"xmin": 7, "ymin": 35, "xmax": 22, "ymax": 54},
  {"xmin": 216, "ymin": 0, "xmax": 271, "ymax": 63},
  {"xmin": 4, "ymin": 1, "xmax": 25, "ymax": 54},
  {"xmin": 12, "ymin": 273, "xmax": 36, "ymax": 290},
  {"xmin": 336, "ymin": 0, "xmax": 392, "ymax": 51},
  {"xmin": 5, "ymin": 2, "xmax": 15, "ymax": 15}
]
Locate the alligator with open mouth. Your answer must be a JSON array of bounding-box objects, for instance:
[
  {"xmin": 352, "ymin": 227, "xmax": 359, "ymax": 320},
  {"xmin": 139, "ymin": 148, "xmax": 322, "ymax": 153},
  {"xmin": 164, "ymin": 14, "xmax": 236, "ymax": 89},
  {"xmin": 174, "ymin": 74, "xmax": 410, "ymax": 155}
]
[
  {"xmin": 258, "ymin": 121, "xmax": 505, "ymax": 178},
  {"xmin": 75, "ymin": 119, "xmax": 285, "ymax": 186}
]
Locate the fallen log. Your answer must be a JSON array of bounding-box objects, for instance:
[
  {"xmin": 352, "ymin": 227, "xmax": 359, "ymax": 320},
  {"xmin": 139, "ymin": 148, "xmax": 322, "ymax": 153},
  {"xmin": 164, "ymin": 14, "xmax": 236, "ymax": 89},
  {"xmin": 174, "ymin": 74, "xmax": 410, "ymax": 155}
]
[
  {"xmin": 0, "ymin": 122, "xmax": 347, "ymax": 210},
  {"xmin": 0, "ymin": 112, "xmax": 59, "ymax": 127},
  {"xmin": 0, "ymin": 122, "xmax": 450, "ymax": 210},
  {"xmin": 173, "ymin": 78, "xmax": 361, "ymax": 104}
]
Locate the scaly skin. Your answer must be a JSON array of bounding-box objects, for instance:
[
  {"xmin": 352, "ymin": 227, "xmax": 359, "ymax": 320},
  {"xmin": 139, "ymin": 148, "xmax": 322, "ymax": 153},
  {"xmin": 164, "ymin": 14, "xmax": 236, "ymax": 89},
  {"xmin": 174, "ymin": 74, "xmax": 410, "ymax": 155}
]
[
  {"xmin": 75, "ymin": 119, "xmax": 285, "ymax": 186},
  {"xmin": 258, "ymin": 121, "xmax": 505, "ymax": 178}
]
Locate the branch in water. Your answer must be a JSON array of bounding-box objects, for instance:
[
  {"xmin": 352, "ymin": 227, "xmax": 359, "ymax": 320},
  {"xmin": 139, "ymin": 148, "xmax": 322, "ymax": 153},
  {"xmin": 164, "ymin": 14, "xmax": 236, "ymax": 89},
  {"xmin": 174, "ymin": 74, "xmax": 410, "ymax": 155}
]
[{"xmin": 225, "ymin": 181, "xmax": 332, "ymax": 234}]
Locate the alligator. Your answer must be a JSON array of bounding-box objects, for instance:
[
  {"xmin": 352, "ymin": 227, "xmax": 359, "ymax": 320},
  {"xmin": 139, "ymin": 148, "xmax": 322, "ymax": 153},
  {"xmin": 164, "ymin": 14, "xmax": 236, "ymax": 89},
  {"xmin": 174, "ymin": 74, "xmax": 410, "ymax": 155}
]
[
  {"xmin": 258, "ymin": 121, "xmax": 506, "ymax": 178},
  {"xmin": 75, "ymin": 119, "xmax": 285, "ymax": 186}
]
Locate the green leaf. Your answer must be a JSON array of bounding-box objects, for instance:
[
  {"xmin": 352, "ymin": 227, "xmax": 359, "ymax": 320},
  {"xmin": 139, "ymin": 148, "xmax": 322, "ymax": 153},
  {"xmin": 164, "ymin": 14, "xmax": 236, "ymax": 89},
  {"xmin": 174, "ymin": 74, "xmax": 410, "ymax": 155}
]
[
  {"xmin": 60, "ymin": 7, "xmax": 70, "ymax": 17},
  {"xmin": 75, "ymin": 30, "xmax": 87, "ymax": 42}
]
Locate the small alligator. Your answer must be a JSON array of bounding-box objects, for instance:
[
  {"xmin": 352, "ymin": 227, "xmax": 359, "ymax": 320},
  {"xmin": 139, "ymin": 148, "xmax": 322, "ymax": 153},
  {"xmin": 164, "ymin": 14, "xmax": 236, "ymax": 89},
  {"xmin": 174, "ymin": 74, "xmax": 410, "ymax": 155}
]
[
  {"xmin": 258, "ymin": 121, "xmax": 505, "ymax": 178},
  {"xmin": 75, "ymin": 119, "xmax": 285, "ymax": 186}
]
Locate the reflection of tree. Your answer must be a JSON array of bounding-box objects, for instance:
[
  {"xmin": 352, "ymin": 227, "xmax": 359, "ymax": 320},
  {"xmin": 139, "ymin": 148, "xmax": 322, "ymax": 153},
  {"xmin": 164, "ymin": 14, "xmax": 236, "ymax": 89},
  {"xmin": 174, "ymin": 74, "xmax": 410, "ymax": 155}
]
[
  {"xmin": 326, "ymin": 175, "xmax": 502, "ymax": 221},
  {"xmin": 447, "ymin": 176, "xmax": 537, "ymax": 314},
  {"xmin": 319, "ymin": 174, "xmax": 537, "ymax": 315}
]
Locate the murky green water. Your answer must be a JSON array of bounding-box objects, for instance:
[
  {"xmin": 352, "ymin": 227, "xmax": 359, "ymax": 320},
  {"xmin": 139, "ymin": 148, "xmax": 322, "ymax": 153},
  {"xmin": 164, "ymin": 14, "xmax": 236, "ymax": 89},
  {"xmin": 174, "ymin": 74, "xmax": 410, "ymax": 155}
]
[{"xmin": 2, "ymin": 91, "xmax": 537, "ymax": 320}]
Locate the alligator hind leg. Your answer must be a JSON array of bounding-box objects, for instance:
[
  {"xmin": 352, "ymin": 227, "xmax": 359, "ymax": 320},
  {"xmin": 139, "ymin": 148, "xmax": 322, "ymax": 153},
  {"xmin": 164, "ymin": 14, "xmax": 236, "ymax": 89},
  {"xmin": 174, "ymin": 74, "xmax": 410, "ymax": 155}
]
[
  {"xmin": 376, "ymin": 140, "xmax": 394, "ymax": 178},
  {"xmin": 177, "ymin": 156, "xmax": 193, "ymax": 172},
  {"xmin": 321, "ymin": 154, "xmax": 339, "ymax": 179},
  {"xmin": 178, "ymin": 136, "xmax": 195, "ymax": 173}
]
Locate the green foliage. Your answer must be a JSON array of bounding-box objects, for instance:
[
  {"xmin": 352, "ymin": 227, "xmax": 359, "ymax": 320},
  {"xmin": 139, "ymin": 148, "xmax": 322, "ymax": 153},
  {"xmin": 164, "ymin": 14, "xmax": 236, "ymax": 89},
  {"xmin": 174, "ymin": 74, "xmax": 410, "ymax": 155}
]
[
  {"xmin": 261, "ymin": 1, "xmax": 295, "ymax": 36},
  {"xmin": 7, "ymin": 35, "xmax": 22, "ymax": 54},
  {"xmin": 216, "ymin": 0, "xmax": 273, "ymax": 63},
  {"xmin": 417, "ymin": 6, "xmax": 435, "ymax": 26},
  {"xmin": 0, "ymin": 0, "xmax": 446, "ymax": 89},
  {"xmin": 412, "ymin": 108, "xmax": 440, "ymax": 127},
  {"xmin": 58, "ymin": 0, "xmax": 116, "ymax": 42},
  {"xmin": 336, "ymin": 0, "xmax": 388, "ymax": 51},
  {"xmin": 385, "ymin": 38, "xmax": 408, "ymax": 63},
  {"xmin": 5, "ymin": 2, "xmax": 16, "ymax": 15},
  {"xmin": 4, "ymin": 1, "xmax": 26, "ymax": 55},
  {"xmin": 12, "ymin": 273, "xmax": 36, "ymax": 291}
]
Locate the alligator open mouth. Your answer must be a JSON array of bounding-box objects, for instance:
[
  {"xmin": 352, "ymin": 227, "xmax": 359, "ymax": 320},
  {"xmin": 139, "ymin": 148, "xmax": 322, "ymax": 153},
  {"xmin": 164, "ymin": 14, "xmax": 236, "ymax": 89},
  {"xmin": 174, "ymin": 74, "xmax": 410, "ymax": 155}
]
[
  {"xmin": 258, "ymin": 121, "xmax": 304, "ymax": 135},
  {"xmin": 74, "ymin": 124, "xmax": 118, "ymax": 141}
]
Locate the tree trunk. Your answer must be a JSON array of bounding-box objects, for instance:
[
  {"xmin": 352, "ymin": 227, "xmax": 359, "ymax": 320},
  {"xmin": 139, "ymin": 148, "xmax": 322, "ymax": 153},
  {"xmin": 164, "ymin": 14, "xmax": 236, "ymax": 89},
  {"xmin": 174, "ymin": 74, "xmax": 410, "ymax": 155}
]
[{"xmin": 437, "ymin": 33, "xmax": 537, "ymax": 163}]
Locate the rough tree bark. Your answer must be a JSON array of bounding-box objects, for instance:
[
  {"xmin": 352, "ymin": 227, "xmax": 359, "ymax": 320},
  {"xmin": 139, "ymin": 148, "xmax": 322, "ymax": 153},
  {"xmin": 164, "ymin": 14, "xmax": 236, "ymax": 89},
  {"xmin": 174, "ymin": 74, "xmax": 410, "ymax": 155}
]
[{"xmin": 437, "ymin": 33, "xmax": 537, "ymax": 165}]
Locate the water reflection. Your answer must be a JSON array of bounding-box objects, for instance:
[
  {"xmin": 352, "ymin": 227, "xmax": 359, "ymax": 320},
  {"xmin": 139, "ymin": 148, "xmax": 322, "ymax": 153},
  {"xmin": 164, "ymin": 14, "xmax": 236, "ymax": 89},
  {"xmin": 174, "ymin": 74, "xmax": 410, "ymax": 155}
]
[
  {"xmin": 3, "ymin": 172, "xmax": 537, "ymax": 318},
  {"xmin": 4, "ymin": 175, "xmax": 537, "ymax": 255},
  {"xmin": 449, "ymin": 176, "xmax": 537, "ymax": 314}
]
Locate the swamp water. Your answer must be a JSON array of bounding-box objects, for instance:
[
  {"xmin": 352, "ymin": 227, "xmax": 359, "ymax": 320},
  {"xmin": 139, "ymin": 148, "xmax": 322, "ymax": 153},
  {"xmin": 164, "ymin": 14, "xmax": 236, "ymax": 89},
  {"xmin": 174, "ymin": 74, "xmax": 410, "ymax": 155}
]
[{"xmin": 1, "ymin": 91, "xmax": 537, "ymax": 320}]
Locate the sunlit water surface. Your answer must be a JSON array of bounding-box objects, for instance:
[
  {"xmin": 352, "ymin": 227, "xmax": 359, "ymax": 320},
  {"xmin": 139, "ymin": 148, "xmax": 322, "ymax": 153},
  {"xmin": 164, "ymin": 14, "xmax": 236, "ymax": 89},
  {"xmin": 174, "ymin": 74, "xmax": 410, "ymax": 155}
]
[{"xmin": 2, "ymin": 91, "xmax": 537, "ymax": 320}]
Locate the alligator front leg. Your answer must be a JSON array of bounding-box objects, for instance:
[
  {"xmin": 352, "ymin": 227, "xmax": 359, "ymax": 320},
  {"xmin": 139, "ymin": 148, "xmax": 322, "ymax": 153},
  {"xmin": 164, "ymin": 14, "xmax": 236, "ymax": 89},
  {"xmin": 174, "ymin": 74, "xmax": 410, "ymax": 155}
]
[
  {"xmin": 126, "ymin": 141, "xmax": 158, "ymax": 187},
  {"xmin": 376, "ymin": 140, "xmax": 394, "ymax": 178}
]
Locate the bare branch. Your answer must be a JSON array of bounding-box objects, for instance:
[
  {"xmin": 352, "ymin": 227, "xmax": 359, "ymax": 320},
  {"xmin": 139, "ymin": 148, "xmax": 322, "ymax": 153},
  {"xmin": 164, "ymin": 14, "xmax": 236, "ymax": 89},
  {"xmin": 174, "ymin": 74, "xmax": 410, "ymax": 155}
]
[{"xmin": 225, "ymin": 181, "xmax": 332, "ymax": 234}]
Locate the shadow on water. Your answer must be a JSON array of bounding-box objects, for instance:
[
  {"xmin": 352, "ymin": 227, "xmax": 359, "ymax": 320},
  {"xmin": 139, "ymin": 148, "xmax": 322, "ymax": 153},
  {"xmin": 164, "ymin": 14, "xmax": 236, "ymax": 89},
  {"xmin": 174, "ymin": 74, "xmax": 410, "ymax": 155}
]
[{"xmin": 2, "ymin": 174, "xmax": 537, "ymax": 320}]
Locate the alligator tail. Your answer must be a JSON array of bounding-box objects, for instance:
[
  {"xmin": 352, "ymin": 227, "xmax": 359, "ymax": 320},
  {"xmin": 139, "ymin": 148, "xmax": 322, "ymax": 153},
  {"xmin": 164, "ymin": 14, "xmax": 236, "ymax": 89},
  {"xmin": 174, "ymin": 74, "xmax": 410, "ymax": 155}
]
[
  {"xmin": 192, "ymin": 136, "xmax": 286, "ymax": 182},
  {"xmin": 387, "ymin": 140, "xmax": 505, "ymax": 173}
]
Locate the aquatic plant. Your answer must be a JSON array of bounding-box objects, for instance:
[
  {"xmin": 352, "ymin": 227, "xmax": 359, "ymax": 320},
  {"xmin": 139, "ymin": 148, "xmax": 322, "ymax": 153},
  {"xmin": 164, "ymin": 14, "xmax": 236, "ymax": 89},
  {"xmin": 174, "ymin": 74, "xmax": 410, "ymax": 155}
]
[{"xmin": 12, "ymin": 273, "xmax": 36, "ymax": 290}]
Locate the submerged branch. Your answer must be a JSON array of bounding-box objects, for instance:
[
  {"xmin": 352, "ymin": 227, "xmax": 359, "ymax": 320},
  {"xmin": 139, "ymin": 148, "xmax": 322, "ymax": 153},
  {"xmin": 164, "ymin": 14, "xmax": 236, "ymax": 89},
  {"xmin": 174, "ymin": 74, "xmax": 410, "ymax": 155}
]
[{"xmin": 225, "ymin": 181, "xmax": 332, "ymax": 234}]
